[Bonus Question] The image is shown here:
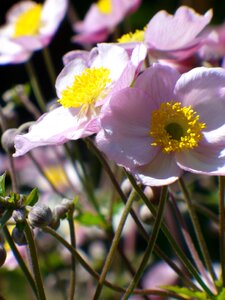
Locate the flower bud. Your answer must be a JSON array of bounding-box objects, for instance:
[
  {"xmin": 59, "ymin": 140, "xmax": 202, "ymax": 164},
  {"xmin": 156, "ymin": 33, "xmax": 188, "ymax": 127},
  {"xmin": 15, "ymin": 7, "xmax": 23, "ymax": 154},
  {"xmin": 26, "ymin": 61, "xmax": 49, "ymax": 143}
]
[
  {"xmin": 139, "ymin": 204, "xmax": 154, "ymax": 225},
  {"xmin": 12, "ymin": 209, "xmax": 26, "ymax": 223},
  {"xmin": 0, "ymin": 245, "xmax": 7, "ymax": 267},
  {"xmin": 49, "ymin": 210, "xmax": 60, "ymax": 230},
  {"xmin": 121, "ymin": 178, "xmax": 132, "ymax": 196},
  {"xmin": 54, "ymin": 204, "xmax": 68, "ymax": 219},
  {"xmin": 28, "ymin": 205, "xmax": 53, "ymax": 228},
  {"xmin": 12, "ymin": 226, "xmax": 27, "ymax": 246},
  {"xmin": 1, "ymin": 128, "xmax": 18, "ymax": 154}
]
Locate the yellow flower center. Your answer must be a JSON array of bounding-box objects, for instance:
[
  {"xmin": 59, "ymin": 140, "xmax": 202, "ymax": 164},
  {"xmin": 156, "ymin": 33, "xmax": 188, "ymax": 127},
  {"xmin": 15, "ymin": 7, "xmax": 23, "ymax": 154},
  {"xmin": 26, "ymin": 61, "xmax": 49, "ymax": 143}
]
[
  {"xmin": 44, "ymin": 166, "xmax": 69, "ymax": 188},
  {"xmin": 97, "ymin": 0, "xmax": 112, "ymax": 14},
  {"xmin": 59, "ymin": 67, "xmax": 111, "ymax": 109},
  {"xmin": 149, "ymin": 101, "xmax": 206, "ymax": 153},
  {"xmin": 117, "ymin": 29, "xmax": 145, "ymax": 43},
  {"xmin": 13, "ymin": 4, "xmax": 42, "ymax": 37}
]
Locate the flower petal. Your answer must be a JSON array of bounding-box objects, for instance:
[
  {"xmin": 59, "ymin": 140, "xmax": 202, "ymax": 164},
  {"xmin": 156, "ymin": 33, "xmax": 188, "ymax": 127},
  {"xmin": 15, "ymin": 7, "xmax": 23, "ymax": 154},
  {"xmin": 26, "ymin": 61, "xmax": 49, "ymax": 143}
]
[
  {"xmin": 132, "ymin": 151, "xmax": 182, "ymax": 186},
  {"xmin": 96, "ymin": 88, "xmax": 158, "ymax": 168},
  {"xmin": 176, "ymin": 138, "xmax": 225, "ymax": 175},
  {"xmin": 145, "ymin": 7, "xmax": 212, "ymax": 50},
  {"xmin": 175, "ymin": 67, "xmax": 225, "ymax": 131},
  {"xmin": 134, "ymin": 63, "xmax": 180, "ymax": 107},
  {"xmin": 13, "ymin": 106, "xmax": 93, "ymax": 157}
]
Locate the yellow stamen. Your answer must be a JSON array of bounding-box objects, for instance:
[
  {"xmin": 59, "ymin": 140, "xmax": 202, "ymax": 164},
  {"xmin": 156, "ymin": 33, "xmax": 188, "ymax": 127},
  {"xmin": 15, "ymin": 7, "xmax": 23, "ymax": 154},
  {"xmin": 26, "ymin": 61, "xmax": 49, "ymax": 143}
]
[
  {"xmin": 97, "ymin": 0, "xmax": 112, "ymax": 14},
  {"xmin": 149, "ymin": 101, "xmax": 206, "ymax": 153},
  {"xmin": 59, "ymin": 67, "xmax": 111, "ymax": 109},
  {"xmin": 14, "ymin": 4, "xmax": 42, "ymax": 37},
  {"xmin": 117, "ymin": 29, "xmax": 145, "ymax": 43}
]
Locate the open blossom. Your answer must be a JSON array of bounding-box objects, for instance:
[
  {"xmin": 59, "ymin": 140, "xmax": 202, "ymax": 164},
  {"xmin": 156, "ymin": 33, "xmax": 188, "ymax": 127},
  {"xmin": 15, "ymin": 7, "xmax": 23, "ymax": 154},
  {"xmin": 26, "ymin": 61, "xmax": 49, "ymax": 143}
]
[
  {"xmin": 117, "ymin": 6, "xmax": 212, "ymax": 60},
  {"xmin": 13, "ymin": 43, "xmax": 147, "ymax": 157},
  {"xmin": 96, "ymin": 63, "xmax": 225, "ymax": 186},
  {"xmin": 0, "ymin": 0, "xmax": 68, "ymax": 63},
  {"xmin": 72, "ymin": 0, "xmax": 141, "ymax": 44}
]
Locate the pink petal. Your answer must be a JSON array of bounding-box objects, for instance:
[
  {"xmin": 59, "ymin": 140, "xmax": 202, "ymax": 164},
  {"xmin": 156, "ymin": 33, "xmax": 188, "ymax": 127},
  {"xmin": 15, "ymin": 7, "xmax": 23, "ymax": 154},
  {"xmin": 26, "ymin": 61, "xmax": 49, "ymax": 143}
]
[
  {"xmin": 134, "ymin": 64, "xmax": 180, "ymax": 107},
  {"xmin": 145, "ymin": 7, "xmax": 212, "ymax": 50},
  {"xmin": 176, "ymin": 138, "xmax": 225, "ymax": 175},
  {"xmin": 175, "ymin": 67, "xmax": 225, "ymax": 131},
  {"xmin": 13, "ymin": 106, "xmax": 92, "ymax": 157},
  {"xmin": 132, "ymin": 151, "xmax": 182, "ymax": 186},
  {"xmin": 96, "ymin": 88, "xmax": 158, "ymax": 168}
]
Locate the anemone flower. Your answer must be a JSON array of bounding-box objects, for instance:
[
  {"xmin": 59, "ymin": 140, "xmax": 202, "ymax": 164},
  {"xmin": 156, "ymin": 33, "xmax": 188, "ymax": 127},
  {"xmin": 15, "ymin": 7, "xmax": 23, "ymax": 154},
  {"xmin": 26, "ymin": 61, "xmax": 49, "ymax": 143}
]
[
  {"xmin": 13, "ymin": 43, "xmax": 147, "ymax": 157},
  {"xmin": 0, "ymin": 0, "xmax": 68, "ymax": 63},
  {"xmin": 72, "ymin": 0, "xmax": 141, "ymax": 44},
  {"xmin": 96, "ymin": 63, "xmax": 225, "ymax": 186},
  {"xmin": 117, "ymin": 6, "xmax": 212, "ymax": 60}
]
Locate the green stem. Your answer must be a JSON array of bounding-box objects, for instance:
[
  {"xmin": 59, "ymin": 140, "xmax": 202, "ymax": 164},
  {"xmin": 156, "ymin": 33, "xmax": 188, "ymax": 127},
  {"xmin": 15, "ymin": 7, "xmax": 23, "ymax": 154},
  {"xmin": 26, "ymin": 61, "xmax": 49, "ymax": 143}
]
[
  {"xmin": 121, "ymin": 186, "xmax": 168, "ymax": 300},
  {"xmin": 25, "ymin": 61, "xmax": 46, "ymax": 113},
  {"xmin": 126, "ymin": 171, "xmax": 215, "ymax": 298},
  {"xmin": 3, "ymin": 226, "xmax": 38, "ymax": 297},
  {"xmin": 42, "ymin": 226, "xmax": 189, "ymax": 299},
  {"xmin": 84, "ymin": 139, "xmax": 199, "ymax": 290},
  {"xmin": 68, "ymin": 209, "xmax": 76, "ymax": 300},
  {"xmin": 93, "ymin": 189, "xmax": 137, "ymax": 300},
  {"xmin": 219, "ymin": 176, "xmax": 225, "ymax": 286},
  {"xmin": 24, "ymin": 221, "xmax": 46, "ymax": 300},
  {"xmin": 179, "ymin": 177, "xmax": 217, "ymax": 283},
  {"xmin": 42, "ymin": 47, "xmax": 57, "ymax": 88}
]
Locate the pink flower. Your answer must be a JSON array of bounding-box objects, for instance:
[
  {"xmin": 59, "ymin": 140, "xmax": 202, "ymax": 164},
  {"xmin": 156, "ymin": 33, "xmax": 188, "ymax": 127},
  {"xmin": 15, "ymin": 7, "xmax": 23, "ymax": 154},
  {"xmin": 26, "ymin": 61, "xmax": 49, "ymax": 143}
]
[
  {"xmin": 0, "ymin": 0, "xmax": 68, "ymax": 63},
  {"xmin": 96, "ymin": 63, "xmax": 225, "ymax": 186},
  {"xmin": 117, "ymin": 6, "xmax": 212, "ymax": 60},
  {"xmin": 13, "ymin": 44, "xmax": 147, "ymax": 157},
  {"xmin": 72, "ymin": 0, "xmax": 141, "ymax": 44}
]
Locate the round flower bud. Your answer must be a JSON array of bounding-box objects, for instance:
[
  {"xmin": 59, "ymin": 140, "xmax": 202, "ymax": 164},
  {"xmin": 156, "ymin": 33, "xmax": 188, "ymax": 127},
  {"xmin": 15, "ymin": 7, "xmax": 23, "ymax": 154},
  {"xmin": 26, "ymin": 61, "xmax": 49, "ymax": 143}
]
[
  {"xmin": 12, "ymin": 226, "xmax": 27, "ymax": 246},
  {"xmin": 12, "ymin": 209, "xmax": 26, "ymax": 223},
  {"xmin": 61, "ymin": 198, "xmax": 74, "ymax": 210},
  {"xmin": 139, "ymin": 204, "xmax": 154, "ymax": 225},
  {"xmin": 54, "ymin": 204, "xmax": 68, "ymax": 219},
  {"xmin": 1, "ymin": 128, "xmax": 18, "ymax": 154},
  {"xmin": 0, "ymin": 245, "xmax": 7, "ymax": 267},
  {"xmin": 120, "ymin": 178, "xmax": 132, "ymax": 196},
  {"xmin": 49, "ymin": 210, "xmax": 60, "ymax": 230},
  {"xmin": 28, "ymin": 205, "xmax": 53, "ymax": 228}
]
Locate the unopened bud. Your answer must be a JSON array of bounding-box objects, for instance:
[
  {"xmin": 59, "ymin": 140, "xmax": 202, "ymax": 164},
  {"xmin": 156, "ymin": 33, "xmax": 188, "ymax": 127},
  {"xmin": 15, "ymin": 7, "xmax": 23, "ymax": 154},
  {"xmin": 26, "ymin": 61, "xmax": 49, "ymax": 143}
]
[
  {"xmin": 121, "ymin": 179, "xmax": 132, "ymax": 196},
  {"xmin": 12, "ymin": 226, "xmax": 27, "ymax": 246},
  {"xmin": 139, "ymin": 204, "xmax": 154, "ymax": 225},
  {"xmin": 144, "ymin": 186, "xmax": 161, "ymax": 204},
  {"xmin": 49, "ymin": 210, "xmax": 60, "ymax": 229},
  {"xmin": 12, "ymin": 209, "xmax": 26, "ymax": 223},
  {"xmin": 1, "ymin": 128, "xmax": 18, "ymax": 154},
  {"xmin": 0, "ymin": 245, "xmax": 7, "ymax": 267},
  {"xmin": 28, "ymin": 205, "xmax": 53, "ymax": 228},
  {"xmin": 53, "ymin": 204, "xmax": 68, "ymax": 220}
]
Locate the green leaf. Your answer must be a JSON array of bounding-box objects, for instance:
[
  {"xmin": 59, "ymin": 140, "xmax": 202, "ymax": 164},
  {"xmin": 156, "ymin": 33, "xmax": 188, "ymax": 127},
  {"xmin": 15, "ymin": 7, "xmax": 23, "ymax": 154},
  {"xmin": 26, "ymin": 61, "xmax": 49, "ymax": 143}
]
[
  {"xmin": 162, "ymin": 285, "xmax": 208, "ymax": 300},
  {"xmin": 0, "ymin": 172, "xmax": 6, "ymax": 196},
  {"xmin": 217, "ymin": 288, "xmax": 225, "ymax": 300},
  {"xmin": 75, "ymin": 211, "xmax": 105, "ymax": 228},
  {"xmin": 24, "ymin": 188, "xmax": 39, "ymax": 206}
]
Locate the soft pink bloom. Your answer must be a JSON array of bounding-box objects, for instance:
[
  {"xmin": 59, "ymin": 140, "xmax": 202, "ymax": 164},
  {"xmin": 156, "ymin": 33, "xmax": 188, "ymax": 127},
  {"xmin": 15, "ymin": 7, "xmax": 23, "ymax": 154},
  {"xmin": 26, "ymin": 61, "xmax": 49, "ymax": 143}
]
[
  {"xmin": 118, "ymin": 6, "xmax": 212, "ymax": 60},
  {"xmin": 96, "ymin": 64, "xmax": 225, "ymax": 186},
  {"xmin": 13, "ymin": 44, "xmax": 147, "ymax": 156},
  {"xmin": 72, "ymin": 0, "xmax": 141, "ymax": 44},
  {"xmin": 0, "ymin": 0, "xmax": 68, "ymax": 63}
]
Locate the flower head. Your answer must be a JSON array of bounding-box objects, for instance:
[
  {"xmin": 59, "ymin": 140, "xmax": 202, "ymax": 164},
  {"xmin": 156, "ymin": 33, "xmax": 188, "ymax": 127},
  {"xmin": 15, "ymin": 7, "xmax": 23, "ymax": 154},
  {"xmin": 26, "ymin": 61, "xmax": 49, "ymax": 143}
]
[
  {"xmin": 117, "ymin": 6, "xmax": 212, "ymax": 60},
  {"xmin": 96, "ymin": 64, "xmax": 225, "ymax": 186},
  {"xmin": 13, "ymin": 44, "xmax": 147, "ymax": 156},
  {"xmin": 72, "ymin": 0, "xmax": 141, "ymax": 44},
  {"xmin": 0, "ymin": 0, "xmax": 68, "ymax": 63}
]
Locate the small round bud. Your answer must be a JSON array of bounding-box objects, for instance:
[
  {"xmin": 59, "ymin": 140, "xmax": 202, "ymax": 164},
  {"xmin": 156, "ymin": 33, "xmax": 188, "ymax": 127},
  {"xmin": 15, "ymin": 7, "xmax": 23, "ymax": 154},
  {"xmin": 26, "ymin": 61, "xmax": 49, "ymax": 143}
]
[
  {"xmin": 54, "ymin": 204, "xmax": 68, "ymax": 219},
  {"xmin": 1, "ymin": 128, "xmax": 18, "ymax": 154},
  {"xmin": 61, "ymin": 198, "xmax": 74, "ymax": 210},
  {"xmin": 12, "ymin": 209, "xmax": 26, "ymax": 223},
  {"xmin": 121, "ymin": 179, "xmax": 132, "ymax": 196},
  {"xmin": 0, "ymin": 245, "xmax": 7, "ymax": 267},
  {"xmin": 28, "ymin": 205, "xmax": 53, "ymax": 228},
  {"xmin": 12, "ymin": 226, "xmax": 27, "ymax": 246},
  {"xmin": 139, "ymin": 205, "xmax": 154, "ymax": 225},
  {"xmin": 49, "ymin": 210, "xmax": 60, "ymax": 229},
  {"xmin": 144, "ymin": 186, "xmax": 161, "ymax": 204}
]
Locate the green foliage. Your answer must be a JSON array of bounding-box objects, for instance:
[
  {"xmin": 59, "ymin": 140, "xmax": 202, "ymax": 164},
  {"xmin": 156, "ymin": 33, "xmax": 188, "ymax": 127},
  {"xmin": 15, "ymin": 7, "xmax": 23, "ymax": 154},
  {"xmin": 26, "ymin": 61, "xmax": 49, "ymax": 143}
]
[
  {"xmin": 0, "ymin": 172, "xmax": 6, "ymax": 196},
  {"xmin": 162, "ymin": 286, "xmax": 208, "ymax": 300},
  {"xmin": 24, "ymin": 187, "xmax": 39, "ymax": 206},
  {"xmin": 75, "ymin": 211, "xmax": 106, "ymax": 228}
]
